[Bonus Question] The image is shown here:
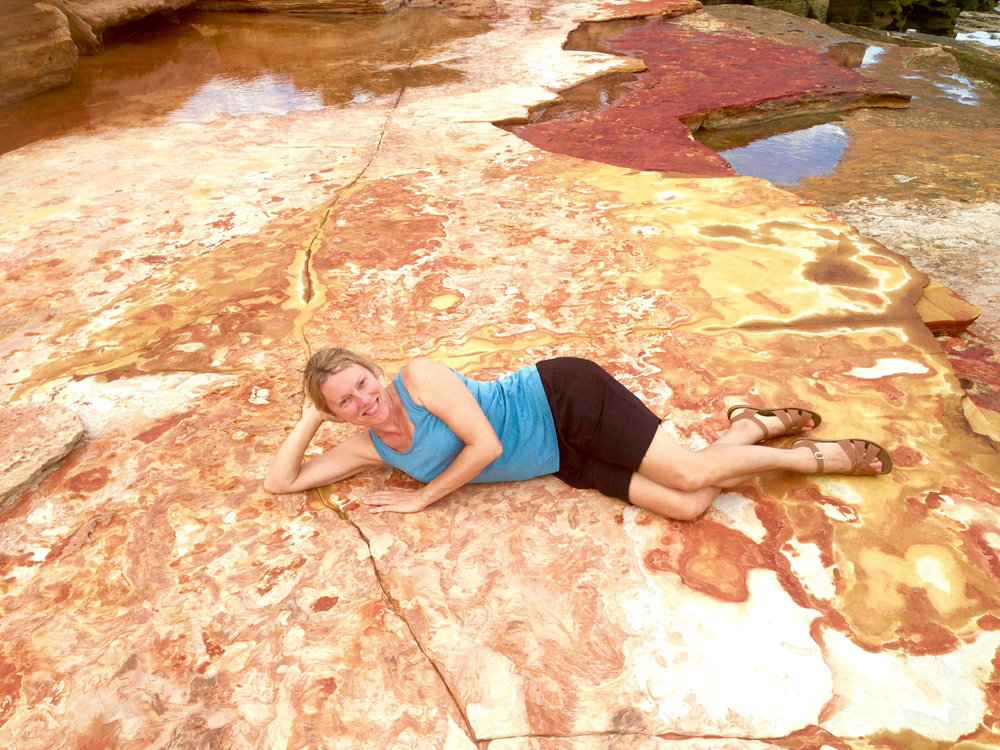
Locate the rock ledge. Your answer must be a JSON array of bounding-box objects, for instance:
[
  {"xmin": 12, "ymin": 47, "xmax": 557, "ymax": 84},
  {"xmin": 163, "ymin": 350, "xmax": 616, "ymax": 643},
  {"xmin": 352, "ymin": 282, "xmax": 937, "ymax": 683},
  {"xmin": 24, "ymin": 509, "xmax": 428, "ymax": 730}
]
[{"xmin": 1, "ymin": 403, "xmax": 85, "ymax": 511}]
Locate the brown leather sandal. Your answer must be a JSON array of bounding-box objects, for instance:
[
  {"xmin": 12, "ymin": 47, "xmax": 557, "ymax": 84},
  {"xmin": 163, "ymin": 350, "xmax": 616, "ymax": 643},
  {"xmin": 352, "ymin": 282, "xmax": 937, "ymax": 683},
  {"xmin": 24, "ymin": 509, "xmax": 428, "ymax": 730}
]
[
  {"xmin": 792, "ymin": 438, "xmax": 893, "ymax": 476},
  {"xmin": 727, "ymin": 404, "xmax": 822, "ymax": 442}
]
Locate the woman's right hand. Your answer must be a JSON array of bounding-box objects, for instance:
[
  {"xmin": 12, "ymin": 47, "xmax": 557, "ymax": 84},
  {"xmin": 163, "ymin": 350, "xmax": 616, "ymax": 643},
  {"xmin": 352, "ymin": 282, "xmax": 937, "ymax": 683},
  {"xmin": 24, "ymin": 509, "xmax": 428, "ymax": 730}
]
[{"xmin": 301, "ymin": 402, "xmax": 331, "ymax": 424}]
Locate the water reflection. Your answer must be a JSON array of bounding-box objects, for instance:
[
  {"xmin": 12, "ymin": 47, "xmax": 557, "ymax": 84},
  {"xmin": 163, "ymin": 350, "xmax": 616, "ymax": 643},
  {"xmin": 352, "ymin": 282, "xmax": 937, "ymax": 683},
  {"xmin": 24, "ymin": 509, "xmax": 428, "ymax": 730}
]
[
  {"xmin": 169, "ymin": 73, "xmax": 325, "ymax": 122},
  {"xmin": 716, "ymin": 122, "xmax": 849, "ymax": 186},
  {"xmin": 0, "ymin": 8, "xmax": 490, "ymax": 155},
  {"xmin": 861, "ymin": 45, "xmax": 886, "ymax": 67},
  {"xmin": 956, "ymin": 30, "xmax": 1000, "ymax": 47},
  {"xmin": 903, "ymin": 71, "xmax": 982, "ymax": 105}
]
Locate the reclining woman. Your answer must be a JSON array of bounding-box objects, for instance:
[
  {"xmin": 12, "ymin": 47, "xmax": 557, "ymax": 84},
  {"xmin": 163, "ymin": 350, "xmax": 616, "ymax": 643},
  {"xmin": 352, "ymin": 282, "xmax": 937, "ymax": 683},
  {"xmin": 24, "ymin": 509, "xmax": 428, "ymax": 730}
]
[{"xmin": 264, "ymin": 348, "xmax": 892, "ymax": 520}]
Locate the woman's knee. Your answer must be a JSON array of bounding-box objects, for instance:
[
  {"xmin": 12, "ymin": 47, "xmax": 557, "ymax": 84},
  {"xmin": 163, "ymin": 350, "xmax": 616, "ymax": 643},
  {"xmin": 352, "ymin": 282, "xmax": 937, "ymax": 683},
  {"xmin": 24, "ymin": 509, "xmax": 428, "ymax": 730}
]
[
  {"xmin": 639, "ymin": 443, "xmax": 713, "ymax": 492},
  {"xmin": 628, "ymin": 474, "xmax": 716, "ymax": 521},
  {"xmin": 670, "ymin": 489, "xmax": 716, "ymax": 521},
  {"xmin": 670, "ymin": 461, "xmax": 714, "ymax": 493}
]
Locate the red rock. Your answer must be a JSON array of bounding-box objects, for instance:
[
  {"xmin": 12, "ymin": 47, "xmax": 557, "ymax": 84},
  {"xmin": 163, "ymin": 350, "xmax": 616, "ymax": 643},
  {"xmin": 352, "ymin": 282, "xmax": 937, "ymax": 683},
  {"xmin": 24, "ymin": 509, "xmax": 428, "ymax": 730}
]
[{"xmin": 515, "ymin": 11, "xmax": 909, "ymax": 175}]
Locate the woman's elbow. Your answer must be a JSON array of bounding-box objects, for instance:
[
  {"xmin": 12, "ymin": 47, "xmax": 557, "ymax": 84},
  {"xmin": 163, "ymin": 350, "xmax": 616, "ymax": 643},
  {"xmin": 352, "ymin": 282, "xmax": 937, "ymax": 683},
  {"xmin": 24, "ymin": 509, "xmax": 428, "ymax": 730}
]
[
  {"xmin": 486, "ymin": 438, "xmax": 503, "ymax": 463},
  {"xmin": 263, "ymin": 475, "xmax": 291, "ymax": 494}
]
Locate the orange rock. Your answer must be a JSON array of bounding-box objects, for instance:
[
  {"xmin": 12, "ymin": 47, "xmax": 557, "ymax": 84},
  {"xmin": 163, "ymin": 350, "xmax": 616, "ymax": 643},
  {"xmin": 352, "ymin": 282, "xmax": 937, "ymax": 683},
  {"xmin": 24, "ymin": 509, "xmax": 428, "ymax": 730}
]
[{"xmin": 0, "ymin": 0, "xmax": 77, "ymax": 107}]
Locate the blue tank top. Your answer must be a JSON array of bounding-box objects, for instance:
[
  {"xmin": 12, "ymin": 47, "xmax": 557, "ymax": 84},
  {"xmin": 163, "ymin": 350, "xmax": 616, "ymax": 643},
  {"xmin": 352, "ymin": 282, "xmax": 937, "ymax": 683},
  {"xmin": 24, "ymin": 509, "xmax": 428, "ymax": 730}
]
[{"xmin": 370, "ymin": 364, "xmax": 560, "ymax": 483}]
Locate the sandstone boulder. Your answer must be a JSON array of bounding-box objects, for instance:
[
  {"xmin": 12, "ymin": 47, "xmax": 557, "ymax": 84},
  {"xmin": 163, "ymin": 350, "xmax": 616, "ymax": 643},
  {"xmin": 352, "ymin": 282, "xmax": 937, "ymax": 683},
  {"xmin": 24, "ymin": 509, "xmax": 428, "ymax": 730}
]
[
  {"xmin": 192, "ymin": 0, "xmax": 405, "ymax": 12},
  {"xmin": 0, "ymin": 0, "xmax": 78, "ymax": 107},
  {"xmin": 0, "ymin": 403, "xmax": 85, "ymax": 511},
  {"xmin": 61, "ymin": 0, "xmax": 196, "ymax": 36}
]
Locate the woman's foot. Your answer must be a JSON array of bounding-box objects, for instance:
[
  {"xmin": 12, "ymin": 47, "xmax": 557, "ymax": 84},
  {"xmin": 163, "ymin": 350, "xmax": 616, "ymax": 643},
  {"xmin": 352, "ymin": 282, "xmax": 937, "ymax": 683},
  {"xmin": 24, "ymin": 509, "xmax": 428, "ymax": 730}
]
[
  {"xmin": 792, "ymin": 438, "xmax": 892, "ymax": 476},
  {"xmin": 727, "ymin": 404, "xmax": 822, "ymax": 443}
]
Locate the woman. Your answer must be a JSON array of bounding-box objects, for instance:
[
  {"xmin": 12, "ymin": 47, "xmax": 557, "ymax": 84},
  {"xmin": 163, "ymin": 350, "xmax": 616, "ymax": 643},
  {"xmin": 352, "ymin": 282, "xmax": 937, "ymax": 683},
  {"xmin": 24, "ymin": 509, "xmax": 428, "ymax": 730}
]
[{"xmin": 264, "ymin": 348, "xmax": 892, "ymax": 520}]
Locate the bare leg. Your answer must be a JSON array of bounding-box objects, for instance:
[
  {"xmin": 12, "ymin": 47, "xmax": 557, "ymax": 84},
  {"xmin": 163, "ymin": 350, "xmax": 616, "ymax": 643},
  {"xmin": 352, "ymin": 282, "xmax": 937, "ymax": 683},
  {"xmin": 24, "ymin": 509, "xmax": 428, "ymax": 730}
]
[
  {"xmin": 627, "ymin": 410, "xmax": 882, "ymax": 520},
  {"xmin": 627, "ymin": 412, "xmax": 805, "ymax": 519},
  {"xmin": 627, "ymin": 472, "xmax": 721, "ymax": 521}
]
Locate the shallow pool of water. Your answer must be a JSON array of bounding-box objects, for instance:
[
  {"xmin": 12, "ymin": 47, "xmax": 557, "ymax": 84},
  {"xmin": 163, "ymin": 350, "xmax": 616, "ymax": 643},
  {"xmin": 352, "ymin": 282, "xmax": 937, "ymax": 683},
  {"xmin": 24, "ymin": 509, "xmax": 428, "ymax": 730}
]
[
  {"xmin": 714, "ymin": 121, "xmax": 850, "ymax": 186},
  {"xmin": 956, "ymin": 30, "xmax": 1000, "ymax": 47},
  {"xmin": 903, "ymin": 71, "xmax": 982, "ymax": 106},
  {"xmin": 0, "ymin": 9, "xmax": 490, "ymax": 155}
]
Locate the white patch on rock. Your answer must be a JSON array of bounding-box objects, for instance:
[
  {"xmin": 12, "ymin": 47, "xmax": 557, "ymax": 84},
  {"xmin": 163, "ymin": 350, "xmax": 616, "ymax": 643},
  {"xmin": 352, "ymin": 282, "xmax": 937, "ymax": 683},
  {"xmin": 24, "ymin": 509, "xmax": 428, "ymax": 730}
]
[
  {"xmin": 847, "ymin": 358, "xmax": 929, "ymax": 378},
  {"xmin": 822, "ymin": 627, "xmax": 1000, "ymax": 737}
]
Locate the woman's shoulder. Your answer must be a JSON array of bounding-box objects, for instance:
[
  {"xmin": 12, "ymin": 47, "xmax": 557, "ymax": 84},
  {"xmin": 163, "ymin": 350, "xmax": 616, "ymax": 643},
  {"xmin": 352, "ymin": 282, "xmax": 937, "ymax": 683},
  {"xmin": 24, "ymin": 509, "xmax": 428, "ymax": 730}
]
[
  {"xmin": 399, "ymin": 357, "xmax": 465, "ymax": 408},
  {"xmin": 400, "ymin": 357, "xmax": 451, "ymax": 384}
]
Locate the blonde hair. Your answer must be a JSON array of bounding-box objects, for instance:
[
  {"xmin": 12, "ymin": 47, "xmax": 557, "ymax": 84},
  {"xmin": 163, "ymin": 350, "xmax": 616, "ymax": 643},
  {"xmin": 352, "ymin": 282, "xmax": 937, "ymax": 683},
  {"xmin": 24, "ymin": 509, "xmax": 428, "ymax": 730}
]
[{"xmin": 304, "ymin": 347, "xmax": 383, "ymax": 417}]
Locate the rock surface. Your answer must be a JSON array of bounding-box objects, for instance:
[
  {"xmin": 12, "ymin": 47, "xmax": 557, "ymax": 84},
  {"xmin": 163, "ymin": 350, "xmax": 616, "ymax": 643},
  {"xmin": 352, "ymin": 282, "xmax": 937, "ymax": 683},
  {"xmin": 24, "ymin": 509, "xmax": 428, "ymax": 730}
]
[
  {"xmin": 514, "ymin": 11, "xmax": 909, "ymax": 175},
  {"xmin": 705, "ymin": 5, "xmax": 1000, "ymax": 434},
  {"xmin": 195, "ymin": 0, "xmax": 405, "ymax": 11},
  {"xmin": 704, "ymin": 0, "xmax": 830, "ymax": 24},
  {"xmin": 0, "ymin": 0, "xmax": 78, "ymax": 107},
  {"xmin": 63, "ymin": 0, "xmax": 196, "ymax": 35},
  {"xmin": 957, "ymin": 8, "xmax": 1000, "ymax": 33},
  {"xmin": 0, "ymin": 1, "xmax": 998, "ymax": 748},
  {"xmin": 0, "ymin": 403, "xmax": 85, "ymax": 511}
]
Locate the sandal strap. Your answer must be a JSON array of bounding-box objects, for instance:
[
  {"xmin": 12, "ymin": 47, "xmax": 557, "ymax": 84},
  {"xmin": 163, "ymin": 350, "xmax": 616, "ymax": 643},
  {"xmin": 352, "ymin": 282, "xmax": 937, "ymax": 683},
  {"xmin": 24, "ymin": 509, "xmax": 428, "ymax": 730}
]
[
  {"xmin": 793, "ymin": 439, "xmax": 825, "ymax": 472},
  {"xmin": 808, "ymin": 442, "xmax": 825, "ymax": 473},
  {"xmin": 797, "ymin": 438, "xmax": 889, "ymax": 476},
  {"xmin": 845, "ymin": 439, "xmax": 881, "ymax": 476},
  {"xmin": 731, "ymin": 411, "xmax": 769, "ymax": 437},
  {"xmin": 730, "ymin": 405, "xmax": 815, "ymax": 441},
  {"xmin": 772, "ymin": 409, "xmax": 795, "ymax": 432}
]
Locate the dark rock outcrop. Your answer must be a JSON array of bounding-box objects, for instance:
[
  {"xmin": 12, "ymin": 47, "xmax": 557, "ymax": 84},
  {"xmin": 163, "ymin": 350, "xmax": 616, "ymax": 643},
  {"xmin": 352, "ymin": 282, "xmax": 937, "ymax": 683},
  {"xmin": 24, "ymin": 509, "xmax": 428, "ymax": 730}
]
[{"xmin": 827, "ymin": 0, "xmax": 995, "ymax": 32}]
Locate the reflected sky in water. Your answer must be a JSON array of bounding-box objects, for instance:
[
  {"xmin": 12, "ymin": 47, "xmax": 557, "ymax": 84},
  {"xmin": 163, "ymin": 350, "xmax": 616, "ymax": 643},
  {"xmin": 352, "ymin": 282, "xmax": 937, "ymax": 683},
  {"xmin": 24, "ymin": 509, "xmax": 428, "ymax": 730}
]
[
  {"xmin": 169, "ymin": 74, "xmax": 326, "ymax": 122},
  {"xmin": 903, "ymin": 72, "xmax": 982, "ymax": 106},
  {"xmin": 956, "ymin": 30, "xmax": 1000, "ymax": 47},
  {"xmin": 718, "ymin": 122, "xmax": 849, "ymax": 186},
  {"xmin": 0, "ymin": 8, "xmax": 488, "ymax": 155},
  {"xmin": 861, "ymin": 46, "xmax": 885, "ymax": 67}
]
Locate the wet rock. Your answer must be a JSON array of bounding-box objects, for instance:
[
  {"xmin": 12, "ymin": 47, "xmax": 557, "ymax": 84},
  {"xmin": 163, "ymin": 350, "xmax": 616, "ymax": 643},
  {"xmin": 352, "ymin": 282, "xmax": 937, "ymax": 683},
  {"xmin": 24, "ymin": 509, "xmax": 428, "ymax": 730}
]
[
  {"xmin": 515, "ymin": 11, "xmax": 909, "ymax": 176},
  {"xmin": 0, "ymin": 0, "xmax": 78, "ymax": 107},
  {"xmin": 0, "ymin": 403, "xmax": 85, "ymax": 511}
]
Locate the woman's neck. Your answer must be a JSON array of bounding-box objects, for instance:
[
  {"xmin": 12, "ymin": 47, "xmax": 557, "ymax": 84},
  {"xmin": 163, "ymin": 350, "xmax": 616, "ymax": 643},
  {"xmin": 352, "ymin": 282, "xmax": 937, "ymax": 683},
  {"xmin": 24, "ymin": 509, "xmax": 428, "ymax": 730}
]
[{"xmin": 372, "ymin": 384, "xmax": 414, "ymax": 452}]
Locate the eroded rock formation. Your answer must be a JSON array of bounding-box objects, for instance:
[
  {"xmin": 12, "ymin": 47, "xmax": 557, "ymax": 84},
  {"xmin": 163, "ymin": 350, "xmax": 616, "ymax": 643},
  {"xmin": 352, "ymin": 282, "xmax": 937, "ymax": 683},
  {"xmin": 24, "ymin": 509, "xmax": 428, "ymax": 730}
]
[
  {"xmin": 0, "ymin": 0, "xmax": 78, "ymax": 107},
  {"xmin": 62, "ymin": 0, "xmax": 196, "ymax": 36}
]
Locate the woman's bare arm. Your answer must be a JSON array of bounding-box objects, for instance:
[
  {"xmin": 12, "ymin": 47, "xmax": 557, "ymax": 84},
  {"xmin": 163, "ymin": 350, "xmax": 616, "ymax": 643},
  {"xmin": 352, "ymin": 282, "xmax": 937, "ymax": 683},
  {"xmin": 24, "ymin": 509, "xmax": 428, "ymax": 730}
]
[
  {"xmin": 264, "ymin": 404, "xmax": 384, "ymax": 494},
  {"xmin": 362, "ymin": 358, "xmax": 502, "ymax": 513}
]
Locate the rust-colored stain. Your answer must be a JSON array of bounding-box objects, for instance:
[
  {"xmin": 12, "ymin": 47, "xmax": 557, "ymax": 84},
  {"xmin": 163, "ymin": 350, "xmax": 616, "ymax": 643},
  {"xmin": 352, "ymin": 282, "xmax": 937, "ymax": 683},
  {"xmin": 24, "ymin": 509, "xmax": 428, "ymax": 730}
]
[
  {"xmin": 515, "ymin": 12, "xmax": 909, "ymax": 175},
  {"xmin": 939, "ymin": 332, "xmax": 1000, "ymax": 414}
]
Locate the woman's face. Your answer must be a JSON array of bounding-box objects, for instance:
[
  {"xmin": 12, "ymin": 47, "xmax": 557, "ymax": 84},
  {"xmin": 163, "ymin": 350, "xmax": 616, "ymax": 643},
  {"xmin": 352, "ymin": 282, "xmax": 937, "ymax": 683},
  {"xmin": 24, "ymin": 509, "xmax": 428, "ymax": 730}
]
[{"xmin": 319, "ymin": 364, "xmax": 390, "ymax": 425}]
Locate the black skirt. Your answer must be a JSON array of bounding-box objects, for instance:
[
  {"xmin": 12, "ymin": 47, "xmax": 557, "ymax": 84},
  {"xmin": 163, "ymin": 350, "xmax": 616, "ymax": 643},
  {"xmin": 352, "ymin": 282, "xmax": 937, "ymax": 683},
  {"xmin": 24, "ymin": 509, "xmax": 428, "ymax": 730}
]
[{"xmin": 536, "ymin": 357, "xmax": 661, "ymax": 502}]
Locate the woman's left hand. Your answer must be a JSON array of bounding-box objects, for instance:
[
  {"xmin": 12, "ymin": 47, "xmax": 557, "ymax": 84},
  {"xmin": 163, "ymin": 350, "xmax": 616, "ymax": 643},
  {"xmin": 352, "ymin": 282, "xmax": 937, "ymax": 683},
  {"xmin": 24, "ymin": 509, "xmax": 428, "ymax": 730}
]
[{"xmin": 363, "ymin": 488, "xmax": 431, "ymax": 514}]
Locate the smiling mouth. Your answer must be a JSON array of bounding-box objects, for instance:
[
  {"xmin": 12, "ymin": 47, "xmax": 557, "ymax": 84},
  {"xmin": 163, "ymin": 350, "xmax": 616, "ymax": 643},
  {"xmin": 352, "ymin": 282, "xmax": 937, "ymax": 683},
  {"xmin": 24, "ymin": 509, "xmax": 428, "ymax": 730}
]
[{"xmin": 363, "ymin": 397, "xmax": 379, "ymax": 417}]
